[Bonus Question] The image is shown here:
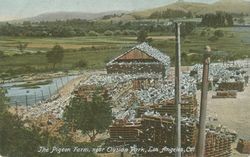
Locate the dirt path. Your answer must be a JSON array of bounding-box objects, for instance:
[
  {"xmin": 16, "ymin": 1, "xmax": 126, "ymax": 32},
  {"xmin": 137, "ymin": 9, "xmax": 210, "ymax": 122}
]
[
  {"xmin": 58, "ymin": 70, "xmax": 106, "ymax": 97},
  {"xmin": 196, "ymin": 67, "xmax": 250, "ymax": 157}
]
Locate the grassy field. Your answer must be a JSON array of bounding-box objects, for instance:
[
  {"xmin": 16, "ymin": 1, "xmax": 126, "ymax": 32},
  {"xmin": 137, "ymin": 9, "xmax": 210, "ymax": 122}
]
[
  {"xmin": 0, "ymin": 36, "xmax": 136, "ymax": 55},
  {"xmin": 0, "ymin": 36, "xmax": 138, "ymax": 78},
  {"xmin": 151, "ymin": 26, "xmax": 250, "ymax": 65},
  {"xmin": 0, "ymin": 26, "xmax": 250, "ymax": 79}
]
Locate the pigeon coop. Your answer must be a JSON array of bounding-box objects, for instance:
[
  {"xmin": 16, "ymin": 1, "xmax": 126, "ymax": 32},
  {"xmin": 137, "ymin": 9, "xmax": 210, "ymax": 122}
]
[
  {"xmin": 140, "ymin": 116, "xmax": 198, "ymax": 147},
  {"xmin": 109, "ymin": 122, "xmax": 141, "ymax": 144},
  {"xmin": 139, "ymin": 115, "xmax": 197, "ymax": 156},
  {"xmin": 212, "ymin": 90, "xmax": 237, "ymax": 99},
  {"xmin": 205, "ymin": 131, "xmax": 235, "ymax": 157},
  {"xmin": 137, "ymin": 96, "xmax": 198, "ymax": 118},
  {"xmin": 217, "ymin": 82, "xmax": 245, "ymax": 92},
  {"xmin": 236, "ymin": 139, "xmax": 250, "ymax": 154},
  {"xmin": 106, "ymin": 42, "xmax": 170, "ymax": 77}
]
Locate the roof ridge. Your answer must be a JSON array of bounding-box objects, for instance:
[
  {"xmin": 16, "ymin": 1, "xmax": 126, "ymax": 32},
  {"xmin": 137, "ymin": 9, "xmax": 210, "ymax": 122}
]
[{"xmin": 107, "ymin": 42, "xmax": 170, "ymax": 65}]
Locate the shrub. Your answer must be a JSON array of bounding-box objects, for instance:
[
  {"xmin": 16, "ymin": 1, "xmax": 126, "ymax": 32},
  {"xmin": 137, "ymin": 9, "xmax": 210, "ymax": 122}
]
[
  {"xmin": 208, "ymin": 35, "xmax": 219, "ymax": 42},
  {"xmin": 214, "ymin": 30, "xmax": 224, "ymax": 37},
  {"xmin": 114, "ymin": 30, "xmax": 122, "ymax": 35},
  {"xmin": 122, "ymin": 30, "xmax": 129, "ymax": 36},
  {"xmin": 88, "ymin": 31, "xmax": 99, "ymax": 36},
  {"xmin": 200, "ymin": 30, "xmax": 206, "ymax": 37},
  {"xmin": 128, "ymin": 30, "xmax": 137, "ymax": 36},
  {"xmin": 74, "ymin": 59, "xmax": 87, "ymax": 68},
  {"xmin": 104, "ymin": 30, "xmax": 113, "ymax": 36}
]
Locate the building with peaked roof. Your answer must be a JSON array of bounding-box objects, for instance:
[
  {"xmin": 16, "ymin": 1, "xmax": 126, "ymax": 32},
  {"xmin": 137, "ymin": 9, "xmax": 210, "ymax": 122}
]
[{"xmin": 106, "ymin": 42, "xmax": 171, "ymax": 77}]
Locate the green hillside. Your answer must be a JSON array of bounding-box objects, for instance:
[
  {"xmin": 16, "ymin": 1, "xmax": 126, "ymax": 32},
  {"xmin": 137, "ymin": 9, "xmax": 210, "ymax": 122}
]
[{"xmin": 130, "ymin": 0, "xmax": 250, "ymax": 19}]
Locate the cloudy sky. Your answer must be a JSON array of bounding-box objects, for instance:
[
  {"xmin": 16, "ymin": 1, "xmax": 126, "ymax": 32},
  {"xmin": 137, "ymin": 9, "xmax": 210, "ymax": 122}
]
[{"xmin": 0, "ymin": 0, "xmax": 239, "ymax": 21}]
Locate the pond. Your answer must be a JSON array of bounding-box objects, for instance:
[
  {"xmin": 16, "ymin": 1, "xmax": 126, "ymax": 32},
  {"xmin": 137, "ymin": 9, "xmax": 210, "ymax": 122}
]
[{"xmin": 0, "ymin": 75, "xmax": 78, "ymax": 106}]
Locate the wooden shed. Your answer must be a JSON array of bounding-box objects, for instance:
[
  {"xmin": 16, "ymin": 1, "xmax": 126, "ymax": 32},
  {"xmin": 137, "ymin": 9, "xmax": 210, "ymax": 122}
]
[{"xmin": 106, "ymin": 42, "xmax": 171, "ymax": 77}]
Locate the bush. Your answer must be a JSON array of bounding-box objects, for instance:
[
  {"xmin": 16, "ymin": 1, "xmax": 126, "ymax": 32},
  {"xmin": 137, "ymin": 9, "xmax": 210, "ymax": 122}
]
[
  {"xmin": 114, "ymin": 30, "xmax": 122, "ymax": 35},
  {"xmin": 104, "ymin": 30, "xmax": 113, "ymax": 36},
  {"xmin": 208, "ymin": 35, "xmax": 219, "ymax": 42},
  {"xmin": 214, "ymin": 30, "xmax": 224, "ymax": 37},
  {"xmin": 88, "ymin": 31, "xmax": 99, "ymax": 36},
  {"xmin": 36, "ymin": 51, "xmax": 42, "ymax": 54},
  {"xmin": 229, "ymin": 33, "xmax": 234, "ymax": 38},
  {"xmin": 0, "ymin": 51, "xmax": 7, "ymax": 59},
  {"xmin": 200, "ymin": 30, "xmax": 206, "ymax": 37},
  {"xmin": 122, "ymin": 30, "xmax": 129, "ymax": 36},
  {"xmin": 128, "ymin": 30, "xmax": 137, "ymax": 36},
  {"xmin": 184, "ymin": 40, "xmax": 191, "ymax": 43},
  {"xmin": 74, "ymin": 60, "xmax": 87, "ymax": 68},
  {"xmin": 79, "ymin": 47, "xmax": 86, "ymax": 51}
]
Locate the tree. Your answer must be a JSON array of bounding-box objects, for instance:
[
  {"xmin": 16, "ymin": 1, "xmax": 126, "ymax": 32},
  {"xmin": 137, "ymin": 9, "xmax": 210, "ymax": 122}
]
[
  {"xmin": 64, "ymin": 93, "xmax": 112, "ymax": 142},
  {"xmin": 46, "ymin": 45, "xmax": 64, "ymax": 69},
  {"xmin": 180, "ymin": 22, "xmax": 196, "ymax": 38},
  {"xmin": 214, "ymin": 30, "xmax": 224, "ymax": 37},
  {"xmin": 0, "ymin": 51, "xmax": 7, "ymax": 60},
  {"xmin": 238, "ymin": 17, "xmax": 245, "ymax": 24},
  {"xmin": 0, "ymin": 88, "xmax": 8, "ymax": 113},
  {"xmin": 201, "ymin": 12, "xmax": 234, "ymax": 27},
  {"xmin": 114, "ymin": 30, "xmax": 122, "ymax": 36},
  {"xmin": 17, "ymin": 42, "xmax": 28, "ymax": 53},
  {"xmin": 74, "ymin": 59, "xmax": 87, "ymax": 69},
  {"xmin": 0, "ymin": 88, "xmax": 44, "ymax": 157},
  {"xmin": 88, "ymin": 31, "xmax": 99, "ymax": 36},
  {"xmin": 104, "ymin": 30, "xmax": 113, "ymax": 36},
  {"xmin": 137, "ymin": 30, "xmax": 148, "ymax": 43}
]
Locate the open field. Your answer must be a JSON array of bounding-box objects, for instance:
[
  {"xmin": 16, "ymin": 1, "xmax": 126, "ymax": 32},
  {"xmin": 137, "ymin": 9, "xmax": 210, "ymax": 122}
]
[
  {"xmin": 0, "ymin": 26, "xmax": 250, "ymax": 79},
  {"xmin": 0, "ymin": 36, "xmax": 136, "ymax": 55},
  {"xmin": 0, "ymin": 36, "xmax": 138, "ymax": 79}
]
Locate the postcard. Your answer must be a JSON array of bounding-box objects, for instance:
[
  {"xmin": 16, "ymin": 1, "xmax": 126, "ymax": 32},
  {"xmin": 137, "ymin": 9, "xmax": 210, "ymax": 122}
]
[{"xmin": 0, "ymin": 0, "xmax": 249, "ymax": 157}]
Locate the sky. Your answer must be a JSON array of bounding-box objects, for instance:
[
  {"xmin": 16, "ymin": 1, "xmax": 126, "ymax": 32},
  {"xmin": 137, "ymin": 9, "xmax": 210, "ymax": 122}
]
[{"xmin": 0, "ymin": 0, "xmax": 235, "ymax": 21}]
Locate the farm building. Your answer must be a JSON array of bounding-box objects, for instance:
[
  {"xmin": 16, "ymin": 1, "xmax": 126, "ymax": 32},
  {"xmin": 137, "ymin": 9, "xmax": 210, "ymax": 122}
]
[{"xmin": 106, "ymin": 42, "xmax": 171, "ymax": 77}]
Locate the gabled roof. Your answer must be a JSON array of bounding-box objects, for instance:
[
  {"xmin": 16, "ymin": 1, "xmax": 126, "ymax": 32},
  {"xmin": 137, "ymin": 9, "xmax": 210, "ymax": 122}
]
[{"xmin": 107, "ymin": 42, "xmax": 170, "ymax": 65}]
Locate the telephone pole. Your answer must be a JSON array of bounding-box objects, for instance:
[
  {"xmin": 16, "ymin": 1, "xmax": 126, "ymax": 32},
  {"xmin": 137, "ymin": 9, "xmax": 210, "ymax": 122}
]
[
  {"xmin": 197, "ymin": 46, "xmax": 211, "ymax": 157},
  {"xmin": 175, "ymin": 22, "xmax": 182, "ymax": 157}
]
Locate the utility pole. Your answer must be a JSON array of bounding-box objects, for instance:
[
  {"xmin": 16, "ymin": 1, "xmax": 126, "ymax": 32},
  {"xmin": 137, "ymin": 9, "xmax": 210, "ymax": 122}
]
[
  {"xmin": 175, "ymin": 22, "xmax": 182, "ymax": 157},
  {"xmin": 55, "ymin": 81, "xmax": 59, "ymax": 92},
  {"xmin": 34, "ymin": 92, "xmax": 37, "ymax": 104},
  {"xmin": 48, "ymin": 86, "xmax": 52, "ymax": 97},
  {"xmin": 15, "ymin": 101, "xmax": 18, "ymax": 116},
  {"xmin": 25, "ymin": 95, "xmax": 28, "ymax": 111},
  {"xmin": 41, "ymin": 90, "xmax": 44, "ymax": 101},
  {"xmin": 197, "ymin": 46, "xmax": 211, "ymax": 157},
  {"xmin": 60, "ymin": 77, "xmax": 64, "ymax": 86}
]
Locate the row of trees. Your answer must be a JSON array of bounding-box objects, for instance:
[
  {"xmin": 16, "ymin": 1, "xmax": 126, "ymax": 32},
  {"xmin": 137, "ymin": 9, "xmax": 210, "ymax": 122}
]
[
  {"xmin": 0, "ymin": 19, "xmax": 177, "ymax": 37},
  {"xmin": 201, "ymin": 12, "xmax": 234, "ymax": 27},
  {"xmin": 149, "ymin": 9, "xmax": 193, "ymax": 19}
]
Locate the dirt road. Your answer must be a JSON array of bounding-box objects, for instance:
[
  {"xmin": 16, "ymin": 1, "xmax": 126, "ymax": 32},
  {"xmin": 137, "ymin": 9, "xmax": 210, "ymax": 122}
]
[{"xmin": 196, "ymin": 67, "xmax": 250, "ymax": 157}]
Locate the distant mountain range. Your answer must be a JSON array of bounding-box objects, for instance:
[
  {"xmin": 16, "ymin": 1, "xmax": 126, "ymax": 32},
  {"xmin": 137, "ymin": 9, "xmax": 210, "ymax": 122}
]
[
  {"xmin": 13, "ymin": 11, "xmax": 125, "ymax": 22},
  {"xmin": 132, "ymin": 0, "xmax": 250, "ymax": 18},
  {"xmin": 9, "ymin": 0, "xmax": 250, "ymax": 22}
]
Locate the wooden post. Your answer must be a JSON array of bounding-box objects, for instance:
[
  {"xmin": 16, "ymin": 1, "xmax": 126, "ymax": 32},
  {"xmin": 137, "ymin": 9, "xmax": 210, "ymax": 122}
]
[
  {"xmin": 55, "ymin": 81, "xmax": 59, "ymax": 91},
  {"xmin": 34, "ymin": 92, "xmax": 37, "ymax": 104},
  {"xmin": 197, "ymin": 46, "xmax": 211, "ymax": 157},
  {"xmin": 60, "ymin": 77, "xmax": 64, "ymax": 86},
  {"xmin": 25, "ymin": 95, "xmax": 28, "ymax": 111},
  {"xmin": 48, "ymin": 87, "xmax": 52, "ymax": 97},
  {"xmin": 41, "ymin": 90, "xmax": 44, "ymax": 101},
  {"xmin": 15, "ymin": 101, "xmax": 18, "ymax": 116}
]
